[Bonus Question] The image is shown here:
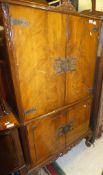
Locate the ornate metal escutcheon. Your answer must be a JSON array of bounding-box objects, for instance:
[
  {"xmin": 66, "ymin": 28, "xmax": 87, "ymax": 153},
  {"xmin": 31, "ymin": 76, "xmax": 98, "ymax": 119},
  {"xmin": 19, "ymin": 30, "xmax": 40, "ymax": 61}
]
[
  {"xmin": 54, "ymin": 57, "xmax": 76, "ymax": 74},
  {"xmin": 65, "ymin": 57, "xmax": 76, "ymax": 72},
  {"xmin": 54, "ymin": 58, "xmax": 65, "ymax": 74}
]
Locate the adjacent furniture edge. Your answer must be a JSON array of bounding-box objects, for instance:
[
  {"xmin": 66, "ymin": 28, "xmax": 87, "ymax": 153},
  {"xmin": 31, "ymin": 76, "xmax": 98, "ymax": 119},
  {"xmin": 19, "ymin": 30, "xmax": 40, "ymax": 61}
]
[{"xmin": 0, "ymin": 112, "xmax": 19, "ymax": 132}]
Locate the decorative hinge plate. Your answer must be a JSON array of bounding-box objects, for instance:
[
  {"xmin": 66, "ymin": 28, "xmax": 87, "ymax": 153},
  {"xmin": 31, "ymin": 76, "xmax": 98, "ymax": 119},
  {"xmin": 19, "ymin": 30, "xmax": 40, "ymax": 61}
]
[
  {"xmin": 24, "ymin": 108, "xmax": 37, "ymax": 115},
  {"xmin": 10, "ymin": 17, "xmax": 29, "ymax": 26}
]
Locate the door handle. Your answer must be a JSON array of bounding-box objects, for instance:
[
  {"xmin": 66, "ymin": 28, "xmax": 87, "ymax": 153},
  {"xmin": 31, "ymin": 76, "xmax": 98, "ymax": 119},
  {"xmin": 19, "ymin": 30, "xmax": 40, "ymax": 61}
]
[
  {"xmin": 63, "ymin": 122, "xmax": 73, "ymax": 134},
  {"xmin": 57, "ymin": 126, "xmax": 65, "ymax": 137},
  {"xmin": 57, "ymin": 122, "xmax": 73, "ymax": 137}
]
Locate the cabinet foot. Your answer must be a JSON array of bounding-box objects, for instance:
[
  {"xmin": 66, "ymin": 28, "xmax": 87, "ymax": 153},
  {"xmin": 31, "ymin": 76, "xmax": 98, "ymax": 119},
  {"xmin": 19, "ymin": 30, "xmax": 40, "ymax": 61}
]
[
  {"xmin": 85, "ymin": 139, "xmax": 92, "ymax": 147},
  {"xmin": 85, "ymin": 132, "xmax": 94, "ymax": 147}
]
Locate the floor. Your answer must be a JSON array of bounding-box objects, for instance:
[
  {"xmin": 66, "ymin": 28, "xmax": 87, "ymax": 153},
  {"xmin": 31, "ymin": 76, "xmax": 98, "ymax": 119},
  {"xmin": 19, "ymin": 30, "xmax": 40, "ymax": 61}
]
[{"xmin": 57, "ymin": 136, "xmax": 103, "ymax": 175}]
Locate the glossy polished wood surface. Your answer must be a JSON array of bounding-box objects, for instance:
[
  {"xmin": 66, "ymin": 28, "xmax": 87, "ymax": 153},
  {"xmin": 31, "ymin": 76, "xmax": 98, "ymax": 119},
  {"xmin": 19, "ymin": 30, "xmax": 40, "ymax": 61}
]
[
  {"xmin": 27, "ymin": 111, "xmax": 66, "ymax": 165},
  {"xmin": 65, "ymin": 15, "xmax": 100, "ymax": 104},
  {"xmin": 66, "ymin": 98, "xmax": 92, "ymax": 145},
  {"xmin": 26, "ymin": 98, "xmax": 92, "ymax": 167},
  {"xmin": 0, "ymin": 113, "xmax": 19, "ymax": 131},
  {"xmin": 9, "ymin": 5, "xmax": 66, "ymax": 121}
]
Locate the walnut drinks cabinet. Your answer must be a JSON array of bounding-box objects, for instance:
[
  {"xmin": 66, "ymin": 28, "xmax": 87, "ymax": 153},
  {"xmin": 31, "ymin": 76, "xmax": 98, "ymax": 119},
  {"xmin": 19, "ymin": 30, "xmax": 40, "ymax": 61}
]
[{"xmin": 0, "ymin": 1, "xmax": 103, "ymax": 174}]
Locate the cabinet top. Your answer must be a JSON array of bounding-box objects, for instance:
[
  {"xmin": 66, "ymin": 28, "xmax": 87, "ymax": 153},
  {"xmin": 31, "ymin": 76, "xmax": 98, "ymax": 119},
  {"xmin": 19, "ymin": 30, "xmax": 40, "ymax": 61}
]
[
  {"xmin": 0, "ymin": 0, "xmax": 103, "ymax": 20},
  {"xmin": 0, "ymin": 0, "xmax": 75, "ymax": 13}
]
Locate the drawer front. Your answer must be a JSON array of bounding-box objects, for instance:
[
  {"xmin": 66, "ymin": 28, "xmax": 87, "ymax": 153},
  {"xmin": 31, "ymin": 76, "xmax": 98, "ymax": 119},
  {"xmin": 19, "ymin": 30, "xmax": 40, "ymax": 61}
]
[
  {"xmin": 66, "ymin": 99, "xmax": 92, "ymax": 146},
  {"xmin": 27, "ymin": 112, "xmax": 66, "ymax": 165},
  {"xmin": 0, "ymin": 128, "xmax": 24, "ymax": 175}
]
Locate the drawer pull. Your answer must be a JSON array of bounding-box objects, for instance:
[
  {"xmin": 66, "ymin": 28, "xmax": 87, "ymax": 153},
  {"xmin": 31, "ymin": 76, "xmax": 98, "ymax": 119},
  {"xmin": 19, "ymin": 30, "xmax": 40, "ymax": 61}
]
[
  {"xmin": 57, "ymin": 122, "xmax": 73, "ymax": 136},
  {"xmin": 57, "ymin": 126, "xmax": 65, "ymax": 137},
  {"xmin": 64, "ymin": 122, "xmax": 73, "ymax": 134}
]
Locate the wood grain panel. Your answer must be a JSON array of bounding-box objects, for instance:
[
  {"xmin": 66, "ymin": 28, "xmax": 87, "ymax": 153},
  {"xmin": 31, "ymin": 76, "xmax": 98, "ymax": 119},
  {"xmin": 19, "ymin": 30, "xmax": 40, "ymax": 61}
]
[
  {"xmin": 9, "ymin": 5, "xmax": 66, "ymax": 121},
  {"xmin": 27, "ymin": 112, "xmax": 66, "ymax": 165},
  {"xmin": 65, "ymin": 15, "xmax": 100, "ymax": 104},
  {"xmin": 66, "ymin": 98, "xmax": 92, "ymax": 146}
]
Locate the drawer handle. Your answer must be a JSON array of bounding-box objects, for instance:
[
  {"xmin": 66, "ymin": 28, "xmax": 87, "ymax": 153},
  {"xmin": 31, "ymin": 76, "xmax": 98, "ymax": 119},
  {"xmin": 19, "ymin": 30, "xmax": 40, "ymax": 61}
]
[
  {"xmin": 57, "ymin": 126, "xmax": 65, "ymax": 137},
  {"xmin": 57, "ymin": 122, "xmax": 73, "ymax": 136},
  {"xmin": 64, "ymin": 122, "xmax": 73, "ymax": 134}
]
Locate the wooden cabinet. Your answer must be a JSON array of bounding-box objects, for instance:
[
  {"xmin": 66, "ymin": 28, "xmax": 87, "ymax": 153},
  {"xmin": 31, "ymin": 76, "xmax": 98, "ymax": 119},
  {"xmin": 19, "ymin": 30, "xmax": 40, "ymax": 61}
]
[{"xmin": 0, "ymin": 0, "xmax": 103, "ymax": 174}]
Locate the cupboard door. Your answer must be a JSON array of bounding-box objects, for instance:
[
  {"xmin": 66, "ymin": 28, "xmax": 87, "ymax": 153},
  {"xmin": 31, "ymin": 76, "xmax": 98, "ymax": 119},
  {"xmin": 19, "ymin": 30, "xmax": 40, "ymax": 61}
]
[
  {"xmin": 9, "ymin": 5, "xmax": 66, "ymax": 121},
  {"xmin": 65, "ymin": 15, "xmax": 100, "ymax": 104},
  {"xmin": 27, "ymin": 112, "xmax": 66, "ymax": 165},
  {"xmin": 66, "ymin": 99, "xmax": 92, "ymax": 146}
]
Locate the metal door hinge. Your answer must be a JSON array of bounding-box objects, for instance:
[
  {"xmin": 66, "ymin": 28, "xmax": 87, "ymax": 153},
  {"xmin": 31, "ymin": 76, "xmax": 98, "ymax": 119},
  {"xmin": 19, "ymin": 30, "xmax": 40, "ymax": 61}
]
[
  {"xmin": 10, "ymin": 17, "xmax": 29, "ymax": 26},
  {"xmin": 24, "ymin": 108, "xmax": 37, "ymax": 115}
]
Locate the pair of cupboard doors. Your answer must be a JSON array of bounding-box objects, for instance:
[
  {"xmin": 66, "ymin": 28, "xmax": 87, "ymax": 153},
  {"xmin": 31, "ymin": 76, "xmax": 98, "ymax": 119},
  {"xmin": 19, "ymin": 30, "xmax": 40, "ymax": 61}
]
[
  {"xmin": 8, "ymin": 5, "xmax": 100, "ymax": 122},
  {"xmin": 27, "ymin": 98, "xmax": 91, "ymax": 165}
]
